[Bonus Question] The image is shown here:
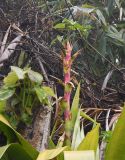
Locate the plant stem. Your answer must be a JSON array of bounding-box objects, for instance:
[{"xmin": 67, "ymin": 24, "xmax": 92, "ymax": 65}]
[{"xmin": 63, "ymin": 41, "xmax": 72, "ymax": 146}]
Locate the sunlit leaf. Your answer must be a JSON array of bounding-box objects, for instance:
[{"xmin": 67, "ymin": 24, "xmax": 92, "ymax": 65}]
[
  {"xmin": 54, "ymin": 23, "xmax": 65, "ymax": 29},
  {"xmin": 4, "ymin": 71, "xmax": 18, "ymax": 86},
  {"xmin": 42, "ymin": 86, "xmax": 56, "ymax": 98},
  {"xmin": 105, "ymin": 106, "xmax": 125, "ymax": 160},
  {"xmin": 64, "ymin": 151, "xmax": 95, "ymax": 160},
  {"xmin": 71, "ymin": 110, "xmax": 83, "ymax": 150},
  {"xmin": 80, "ymin": 111, "xmax": 97, "ymax": 124},
  {"xmin": 71, "ymin": 83, "xmax": 80, "ymax": 129},
  {"xmin": 37, "ymin": 147, "xmax": 67, "ymax": 160},
  {"xmin": 35, "ymin": 87, "xmax": 47, "ymax": 102},
  {"xmin": 28, "ymin": 70, "xmax": 43, "ymax": 84},
  {"xmin": 0, "ymin": 89, "xmax": 15, "ymax": 100},
  {"xmin": 77, "ymin": 124, "xmax": 100, "ymax": 152},
  {"xmin": 11, "ymin": 66, "xmax": 24, "ymax": 79}
]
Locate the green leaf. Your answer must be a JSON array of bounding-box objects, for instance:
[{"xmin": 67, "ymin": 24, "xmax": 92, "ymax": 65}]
[
  {"xmin": 0, "ymin": 115, "xmax": 38, "ymax": 159},
  {"xmin": 64, "ymin": 151, "xmax": 95, "ymax": 160},
  {"xmin": 54, "ymin": 23, "xmax": 65, "ymax": 29},
  {"xmin": 0, "ymin": 89, "xmax": 15, "ymax": 100},
  {"xmin": 11, "ymin": 66, "xmax": 24, "ymax": 79},
  {"xmin": 77, "ymin": 124, "xmax": 100, "ymax": 153},
  {"xmin": 42, "ymin": 86, "xmax": 56, "ymax": 98},
  {"xmin": 4, "ymin": 71, "xmax": 18, "ymax": 86},
  {"xmin": 28, "ymin": 70, "xmax": 43, "ymax": 84},
  {"xmin": 71, "ymin": 110, "xmax": 84, "ymax": 150},
  {"xmin": 105, "ymin": 106, "xmax": 125, "ymax": 160},
  {"xmin": 96, "ymin": 9, "xmax": 106, "ymax": 26},
  {"xmin": 0, "ymin": 144, "xmax": 33, "ymax": 160},
  {"xmin": 18, "ymin": 50, "xmax": 25, "ymax": 67},
  {"xmin": 37, "ymin": 147, "xmax": 67, "ymax": 160},
  {"xmin": 81, "ymin": 4, "xmax": 96, "ymax": 14},
  {"xmin": 80, "ymin": 111, "xmax": 97, "ymax": 124},
  {"xmin": 0, "ymin": 100, "xmax": 6, "ymax": 112},
  {"xmin": 71, "ymin": 83, "xmax": 80, "ymax": 129},
  {"xmin": 35, "ymin": 87, "xmax": 47, "ymax": 103},
  {"xmin": 48, "ymin": 138, "xmax": 56, "ymax": 149}
]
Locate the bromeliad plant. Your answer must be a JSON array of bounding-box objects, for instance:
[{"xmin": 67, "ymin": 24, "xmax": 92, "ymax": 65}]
[
  {"xmin": 49, "ymin": 41, "xmax": 100, "ymax": 159},
  {"xmin": 63, "ymin": 42, "xmax": 72, "ymax": 146},
  {"xmin": 1, "ymin": 102, "xmax": 125, "ymax": 160},
  {"xmin": 0, "ymin": 66, "xmax": 55, "ymax": 128},
  {"xmin": 1, "ymin": 43, "xmax": 125, "ymax": 160}
]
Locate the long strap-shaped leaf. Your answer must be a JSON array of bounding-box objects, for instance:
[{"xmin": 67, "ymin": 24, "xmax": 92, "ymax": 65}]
[
  {"xmin": 64, "ymin": 151, "xmax": 95, "ymax": 160},
  {"xmin": 71, "ymin": 83, "xmax": 80, "ymax": 129},
  {"xmin": 105, "ymin": 106, "xmax": 125, "ymax": 160},
  {"xmin": 0, "ymin": 115, "xmax": 38, "ymax": 159},
  {"xmin": 0, "ymin": 144, "xmax": 33, "ymax": 160},
  {"xmin": 77, "ymin": 124, "xmax": 100, "ymax": 152},
  {"xmin": 37, "ymin": 147, "xmax": 67, "ymax": 160}
]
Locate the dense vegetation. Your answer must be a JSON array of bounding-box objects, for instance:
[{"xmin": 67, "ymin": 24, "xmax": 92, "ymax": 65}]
[{"xmin": 0, "ymin": 0, "xmax": 125, "ymax": 160}]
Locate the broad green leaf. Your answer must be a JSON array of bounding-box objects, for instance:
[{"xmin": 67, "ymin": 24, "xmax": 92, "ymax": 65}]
[
  {"xmin": 28, "ymin": 70, "xmax": 43, "ymax": 84},
  {"xmin": 105, "ymin": 107, "xmax": 125, "ymax": 160},
  {"xmin": 0, "ymin": 115, "xmax": 15, "ymax": 143},
  {"xmin": 4, "ymin": 71, "xmax": 18, "ymax": 86},
  {"xmin": 11, "ymin": 66, "xmax": 24, "ymax": 79},
  {"xmin": 96, "ymin": 9, "xmax": 106, "ymax": 26},
  {"xmin": 0, "ymin": 100, "xmax": 6, "ymax": 112},
  {"xmin": 48, "ymin": 138, "xmax": 56, "ymax": 149},
  {"xmin": 37, "ymin": 147, "xmax": 67, "ymax": 160},
  {"xmin": 64, "ymin": 151, "xmax": 95, "ymax": 160},
  {"xmin": 77, "ymin": 124, "xmax": 100, "ymax": 152},
  {"xmin": 35, "ymin": 87, "xmax": 47, "ymax": 102},
  {"xmin": 54, "ymin": 23, "xmax": 65, "ymax": 29},
  {"xmin": 71, "ymin": 110, "xmax": 83, "ymax": 150},
  {"xmin": 71, "ymin": 83, "xmax": 80, "ymax": 129},
  {"xmin": 35, "ymin": 87, "xmax": 51, "ymax": 106},
  {"xmin": 42, "ymin": 86, "xmax": 56, "ymax": 98},
  {"xmin": 0, "ymin": 115, "xmax": 38, "ymax": 159},
  {"xmin": 0, "ymin": 89, "xmax": 15, "ymax": 100},
  {"xmin": 0, "ymin": 144, "xmax": 33, "ymax": 160}
]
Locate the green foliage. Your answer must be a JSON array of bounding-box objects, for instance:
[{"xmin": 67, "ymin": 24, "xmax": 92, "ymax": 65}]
[
  {"xmin": 54, "ymin": 18, "xmax": 91, "ymax": 36},
  {"xmin": 0, "ymin": 115, "xmax": 38, "ymax": 159},
  {"xmin": 101, "ymin": 131, "xmax": 112, "ymax": 143},
  {"xmin": 77, "ymin": 124, "xmax": 100, "ymax": 152},
  {"xmin": 71, "ymin": 83, "xmax": 80, "ymax": 130},
  {"xmin": 1, "ymin": 87, "xmax": 125, "ymax": 160},
  {"xmin": 51, "ymin": 0, "xmax": 125, "ymax": 83},
  {"xmin": 37, "ymin": 147, "xmax": 67, "ymax": 160},
  {"xmin": 64, "ymin": 151, "xmax": 95, "ymax": 160},
  {"xmin": 0, "ymin": 115, "xmax": 66, "ymax": 160},
  {"xmin": 0, "ymin": 66, "xmax": 55, "ymax": 128},
  {"xmin": 71, "ymin": 110, "xmax": 82, "ymax": 150},
  {"xmin": 105, "ymin": 106, "xmax": 125, "ymax": 160}
]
